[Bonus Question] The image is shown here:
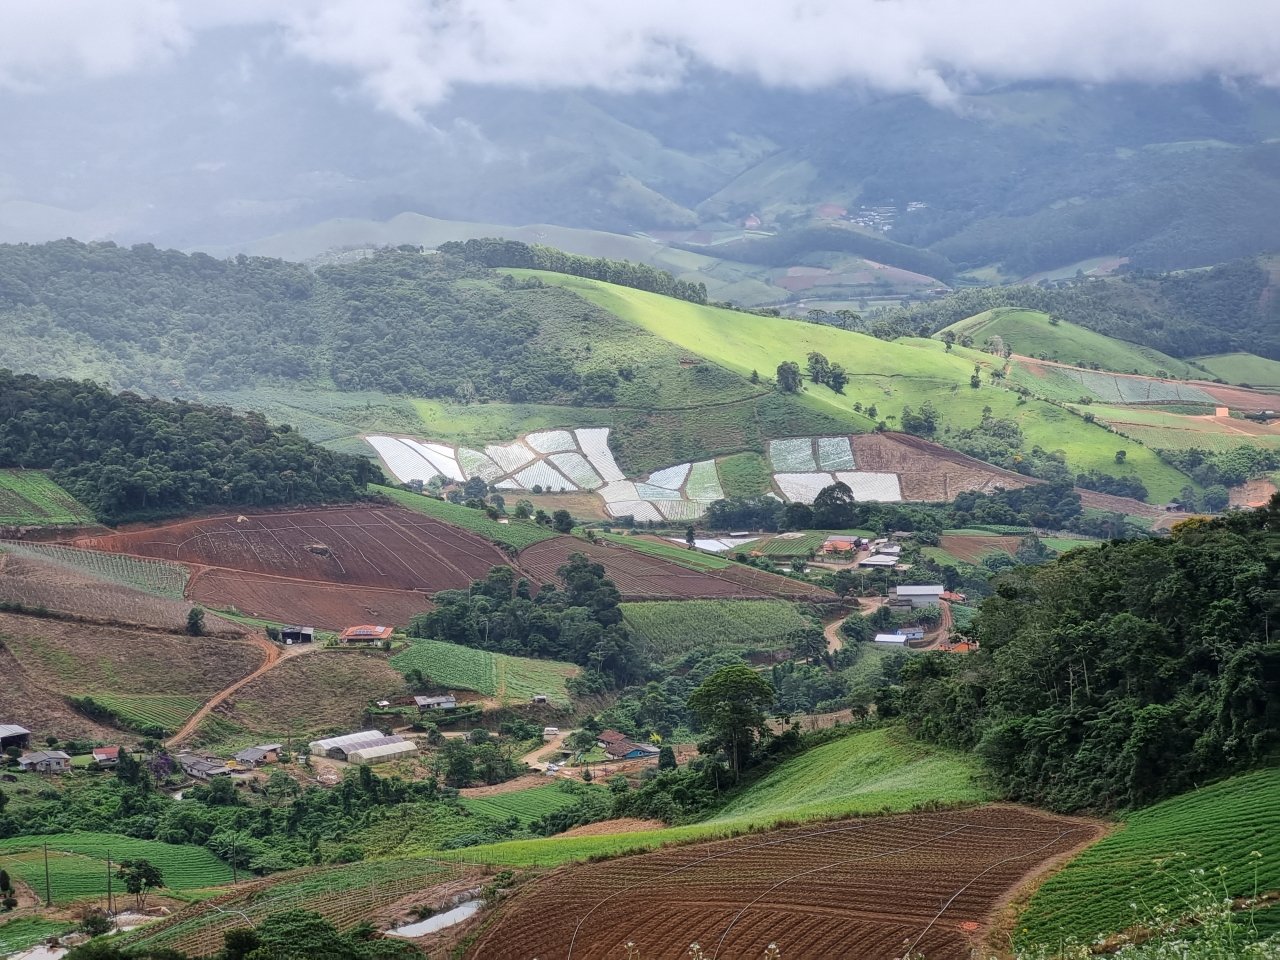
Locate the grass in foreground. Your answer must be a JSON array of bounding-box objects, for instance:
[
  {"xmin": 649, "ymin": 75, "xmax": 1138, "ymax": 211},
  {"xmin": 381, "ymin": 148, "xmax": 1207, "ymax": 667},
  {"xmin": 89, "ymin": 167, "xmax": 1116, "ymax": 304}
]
[
  {"xmin": 0, "ymin": 469, "xmax": 96, "ymax": 525},
  {"xmin": 431, "ymin": 726, "xmax": 988, "ymax": 867},
  {"xmin": 621, "ymin": 598, "xmax": 811, "ymax": 661},
  {"xmin": 391, "ymin": 637, "xmax": 577, "ymax": 706},
  {"xmin": 375, "ymin": 484, "xmax": 558, "ymax": 550},
  {"xmin": 1018, "ymin": 767, "xmax": 1280, "ymax": 948}
]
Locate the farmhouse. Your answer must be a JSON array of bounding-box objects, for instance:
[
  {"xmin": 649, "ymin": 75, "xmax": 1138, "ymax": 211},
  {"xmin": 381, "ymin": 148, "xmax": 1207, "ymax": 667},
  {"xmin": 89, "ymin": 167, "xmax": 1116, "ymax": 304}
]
[
  {"xmin": 897, "ymin": 627, "xmax": 926, "ymax": 641},
  {"xmin": 892, "ymin": 585, "xmax": 944, "ymax": 608},
  {"xmin": 347, "ymin": 740, "xmax": 418, "ymax": 766},
  {"xmin": 18, "ymin": 750, "xmax": 71, "ymax": 773},
  {"xmin": 596, "ymin": 729, "xmax": 630, "ymax": 749},
  {"xmin": 822, "ymin": 536, "xmax": 860, "ymax": 554},
  {"xmin": 92, "ymin": 746, "xmax": 121, "ymax": 767},
  {"xmin": 177, "ymin": 753, "xmax": 231, "ymax": 779},
  {"xmin": 414, "ymin": 695, "xmax": 458, "ymax": 713},
  {"xmin": 873, "ymin": 633, "xmax": 908, "ymax": 645},
  {"xmin": 280, "ymin": 626, "xmax": 314, "ymax": 645},
  {"xmin": 603, "ymin": 739, "xmax": 661, "ymax": 761},
  {"xmin": 233, "ymin": 744, "xmax": 282, "ymax": 767},
  {"xmin": 0, "ymin": 724, "xmax": 31, "ymax": 751},
  {"xmin": 340, "ymin": 624, "xmax": 394, "ymax": 644}
]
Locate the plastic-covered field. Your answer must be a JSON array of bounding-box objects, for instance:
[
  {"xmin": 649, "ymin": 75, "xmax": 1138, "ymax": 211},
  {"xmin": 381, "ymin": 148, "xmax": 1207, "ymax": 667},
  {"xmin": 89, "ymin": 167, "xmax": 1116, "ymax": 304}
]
[
  {"xmin": 526, "ymin": 429, "xmax": 576, "ymax": 453},
  {"xmin": 774, "ymin": 472, "xmax": 836, "ymax": 503},
  {"xmin": 514, "ymin": 461, "xmax": 576, "ymax": 491},
  {"xmin": 575, "ymin": 428, "xmax": 626, "ymax": 482},
  {"xmin": 635, "ymin": 482, "xmax": 683, "ymax": 500},
  {"xmin": 457, "ymin": 447, "xmax": 505, "ymax": 482},
  {"xmin": 366, "ymin": 436, "xmax": 439, "ymax": 484},
  {"xmin": 607, "ymin": 499, "xmax": 664, "ymax": 522},
  {"xmin": 646, "ymin": 463, "xmax": 691, "ymax": 489},
  {"xmin": 598, "ymin": 480, "xmax": 640, "ymax": 503},
  {"xmin": 834, "ymin": 471, "xmax": 903, "ymax": 502},
  {"xmin": 550, "ymin": 452, "xmax": 604, "ymax": 490},
  {"xmin": 677, "ymin": 537, "xmax": 759, "ymax": 552},
  {"xmin": 768, "ymin": 438, "xmax": 817, "ymax": 472},
  {"xmin": 817, "ymin": 436, "xmax": 856, "ymax": 470},
  {"xmin": 485, "ymin": 442, "xmax": 536, "ymax": 473},
  {"xmin": 404, "ymin": 439, "xmax": 464, "ymax": 481},
  {"xmin": 655, "ymin": 500, "xmax": 705, "ymax": 520},
  {"xmin": 684, "ymin": 460, "xmax": 724, "ymax": 501}
]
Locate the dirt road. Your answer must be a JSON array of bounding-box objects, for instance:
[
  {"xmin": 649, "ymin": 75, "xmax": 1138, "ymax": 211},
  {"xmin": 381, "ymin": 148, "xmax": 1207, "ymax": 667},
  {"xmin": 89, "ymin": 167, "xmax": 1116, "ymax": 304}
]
[
  {"xmin": 166, "ymin": 634, "xmax": 308, "ymax": 747},
  {"xmin": 520, "ymin": 731, "xmax": 569, "ymax": 771}
]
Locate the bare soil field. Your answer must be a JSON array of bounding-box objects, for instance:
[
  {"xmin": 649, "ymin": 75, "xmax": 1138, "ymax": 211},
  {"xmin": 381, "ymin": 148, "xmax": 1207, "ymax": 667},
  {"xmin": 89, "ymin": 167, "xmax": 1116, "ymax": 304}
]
[
  {"xmin": 556, "ymin": 818, "xmax": 666, "ymax": 838},
  {"xmin": 710, "ymin": 564, "xmax": 838, "ymax": 602},
  {"xmin": 939, "ymin": 534, "xmax": 1020, "ymax": 564},
  {"xmin": 187, "ymin": 568, "xmax": 432, "ymax": 630},
  {"xmin": 76, "ymin": 505, "xmax": 510, "ymax": 593},
  {"xmin": 468, "ymin": 806, "xmax": 1101, "ymax": 960},
  {"xmin": 0, "ymin": 642, "xmax": 119, "ymax": 740},
  {"xmin": 1230, "ymin": 477, "xmax": 1278, "ymax": 508},
  {"xmin": 0, "ymin": 551, "xmax": 241, "ymax": 633},
  {"xmin": 1196, "ymin": 382, "xmax": 1280, "ymax": 413},
  {"xmin": 850, "ymin": 434, "xmax": 1034, "ymax": 501},
  {"xmin": 204, "ymin": 649, "xmax": 406, "ymax": 746}
]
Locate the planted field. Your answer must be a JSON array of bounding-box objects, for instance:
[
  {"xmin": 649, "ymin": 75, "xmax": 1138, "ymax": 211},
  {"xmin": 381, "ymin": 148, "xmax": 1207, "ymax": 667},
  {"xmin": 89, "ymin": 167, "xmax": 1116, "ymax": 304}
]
[
  {"xmin": 1019, "ymin": 767, "xmax": 1280, "ymax": 948},
  {"xmin": 204, "ymin": 651, "xmax": 407, "ymax": 747},
  {"xmin": 1194, "ymin": 352, "xmax": 1280, "ymax": 389},
  {"xmin": 466, "ymin": 805, "xmax": 1098, "ymax": 960},
  {"xmin": 0, "ymin": 918, "xmax": 76, "ymax": 956},
  {"xmin": 0, "ymin": 541, "xmax": 188, "ymax": 599},
  {"xmin": 0, "ymin": 549, "xmax": 211, "ymax": 631},
  {"xmin": 0, "ymin": 833, "xmax": 233, "ymax": 903},
  {"xmin": 460, "ymin": 784, "xmax": 585, "ymax": 826},
  {"xmin": 597, "ymin": 534, "xmax": 732, "ymax": 571},
  {"xmin": 519, "ymin": 537, "xmax": 774, "ymax": 600},
  {"xmin": 937, "ymin": 534, "xmax": 1020, "ymax": 564},
  {"xmin": 391, "ymin": 638, "xmax": 577, "ymax": 706},
  {"xmin": 80, "ymin": 693, "xmax": 202, "ymax": 734},
  {"xmin": 0, "ymin": 469, "xmax": 96, "ymax": 525},
  {"xmin": 373, "ymin": 485, "xmax": 558, "ymax": 549},
  {"xmin": 752, "ymin": 533, "xmax": 829, "ymax": 557},
  {"xmin": 621, "ymin": 599, "xmax": 811, "ymax": 660},
  {"xmin": 848, "ymin": 433, "xmax": 1035, "ymax": 502},
  {"xmin": 1088, "ymin": 405, "xmax": 1280, "ymax": 452},
  {"xmin": 123, "ymin": 859, "xmax": 466, "ymax": 957}
]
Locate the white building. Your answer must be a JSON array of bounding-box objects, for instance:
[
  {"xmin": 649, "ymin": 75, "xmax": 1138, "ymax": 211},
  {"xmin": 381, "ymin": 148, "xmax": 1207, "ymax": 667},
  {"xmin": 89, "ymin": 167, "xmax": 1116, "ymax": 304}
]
[
  {"xmin": 347, "ymin": 740, "xmax": 418, "ymax": 765},
  {"xmin": 892, "ymin": 585, "xmax": 945, "ymax": 608}
]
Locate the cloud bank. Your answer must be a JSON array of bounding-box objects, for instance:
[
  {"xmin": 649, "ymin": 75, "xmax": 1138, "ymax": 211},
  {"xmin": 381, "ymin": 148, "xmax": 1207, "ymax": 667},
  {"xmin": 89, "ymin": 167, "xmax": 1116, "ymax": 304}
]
[{"xmin": 2, "ymin": 0, "xmax": 1279, "ymax": 115}]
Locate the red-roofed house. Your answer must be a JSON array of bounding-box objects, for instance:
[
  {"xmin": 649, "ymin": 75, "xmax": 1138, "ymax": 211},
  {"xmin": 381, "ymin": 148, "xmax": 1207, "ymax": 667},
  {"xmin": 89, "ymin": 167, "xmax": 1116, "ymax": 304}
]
[
  {"xmin": 92, "ymin": 746, "xmax": 121, "ymax": 767},
  {"xmin": 596, "ymin": 729, "xmax": 630, "ymax": 749},
  {"xmin": 340, "ymin": 625, "xmax": 394, "ymax": 644}
]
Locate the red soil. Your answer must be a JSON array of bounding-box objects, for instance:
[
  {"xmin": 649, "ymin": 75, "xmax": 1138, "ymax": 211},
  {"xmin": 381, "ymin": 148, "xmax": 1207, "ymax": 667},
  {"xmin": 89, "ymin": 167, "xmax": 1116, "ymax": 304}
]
[
  {"xmin": 850, "ymin": 434, "xmax": 1035, "ymax": 501},
  {"xmin": 939, "ymin": 535, "xmax": 1020, "ymax": 564},
  {"xmin": 468, "ymin": 805, "xmax": 1101, "ymax": 960}
]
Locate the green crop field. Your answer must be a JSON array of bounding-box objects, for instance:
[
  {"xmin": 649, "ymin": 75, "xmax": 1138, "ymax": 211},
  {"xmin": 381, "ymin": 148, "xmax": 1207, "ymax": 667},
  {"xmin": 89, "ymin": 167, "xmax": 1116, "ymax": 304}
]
[
  {"xmin": 1085, "ymin": 405, "xmax": 1280, "ymax": 452},
  {"xmin": 124, "ymin": 859, "xmax": 461, "ymax": 956},
  {"xmin": 717, "ymin": 451, "xmax": 773, "ymax": 498},
  {"xmin": 78, "ymin": 693, "xmax": 202, "ymax": 734},
  {"xmin": 753, "ymin": 533, "xmax": 829, "ymax": 557},
  {"xmin": 622, "ymin": 599, "xmax": 811, "ymax": 660},
  {"xmin": 519, "ymin": 272, "xmax": 1193, "ymax": 501},
  {"xmin": 459, "ymin": 783, "xmax": 586, "ymax": 826},
  {"xmin": 1018, "ymin": 767, "xmax": 1280, "ymax": 948},
  {"xmin": 375, "ymin": 484, "xmax": 558, "ymax": 549},
  {"xmin": 0, "ymin": 917, "xmax": 76, "ymax": 955},
  {"xmin": 941, "ymin": 309, "xmax": 1197, "ymax": 378},
  {"xmin": 0, "ymin": 541, "xmax": 189, "ymax": 598},
  {"xmin": 432, "ymin": 726, "xmax": 987, "ymax": 867},
  {"xmin": 0, "ymin": 833, "xmax": 233, "ymax": 904},
  {"xmin": 0, "ymin": 470, "xmax": 96, "ymax": 525},
  {"xmin": 1194, "ymin": 352, "xmax": 1280, "ymax": 389},
  {"xmin": 391, "ymin": 638, "xmax": 577, "ymax": 706},
  {"xmin": 597, "ymin": 533, "xmax": 732, "ymax": 571}
]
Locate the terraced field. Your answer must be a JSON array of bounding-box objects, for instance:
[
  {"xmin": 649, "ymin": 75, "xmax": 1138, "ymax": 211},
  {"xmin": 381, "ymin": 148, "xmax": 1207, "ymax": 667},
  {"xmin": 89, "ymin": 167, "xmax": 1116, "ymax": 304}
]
[
  {"xmin": 0, "ymin": 469, "xmax": 96, "ymax": 525},
  {"xmin": 0, "ymin": 833, "xmax": 233, "ymax": 903},
  {"xmin": 78, "ymin": 693, "xmax": 203, "ymax": 735},
  {"xmin": 391, "ymin": 638, "xmax": 577, "ymax": 706},
  {"xmin": 1019, "ymin": 767, "xmax": 1280, "ymax": 948},
  {"xmin": 460, "ymin": 784, "xmax": 587, "ymax": 826},
  {"xmin": 0, "ymin": 541, "xmax": 188, "ymax": 599},
  {"xmin": 376, "ymin": 484, "xmax": 558, "ymax": 549},
  {"xmin": 621, "ymin": 599, "xmax": 812, "ymax": 660}
]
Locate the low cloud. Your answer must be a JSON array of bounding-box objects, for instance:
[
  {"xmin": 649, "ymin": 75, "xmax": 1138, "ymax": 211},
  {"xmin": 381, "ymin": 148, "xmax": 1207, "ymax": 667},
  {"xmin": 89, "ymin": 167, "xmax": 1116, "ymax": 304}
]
[{"xmin": 3, "ymin": 1, "xmax": 1279, "ymax": 114}]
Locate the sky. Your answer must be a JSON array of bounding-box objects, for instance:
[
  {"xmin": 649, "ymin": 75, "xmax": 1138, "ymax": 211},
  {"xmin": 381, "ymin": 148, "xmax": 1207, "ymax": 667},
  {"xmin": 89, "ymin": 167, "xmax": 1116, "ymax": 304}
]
[{"xmin": 2, "ymin": 0, "xmax": 1279, "ymax": 119}]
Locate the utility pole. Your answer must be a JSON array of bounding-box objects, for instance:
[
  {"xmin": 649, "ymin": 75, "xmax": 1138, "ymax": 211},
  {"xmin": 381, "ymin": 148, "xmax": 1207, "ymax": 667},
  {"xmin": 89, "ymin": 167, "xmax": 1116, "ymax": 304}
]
[
  {"xmin": 231, "ymin": 837, "xmax": 238, "ymax": 885},
  {"xmin": 107, "ymin": 851, "xmax": 114, "ymax": 916},
  {"xmin": 43, "ymin": 843, "xmax": 51, "ymax": 907}
]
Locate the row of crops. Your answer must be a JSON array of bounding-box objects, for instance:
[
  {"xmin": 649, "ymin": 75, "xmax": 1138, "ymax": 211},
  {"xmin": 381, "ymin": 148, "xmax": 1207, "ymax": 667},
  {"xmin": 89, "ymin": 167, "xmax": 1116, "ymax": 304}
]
[
  {"xmin": 1019, "ymin": 766, "xmax": 1280, "ymax": 947},
  {"xmin": 75, "ymin": 693, "xmax": 202, "ymax": 734},
  {"xmin": 621, "ymin": 599, "xmax": 813, "ymax": 660},
  {"xmin": 0, "ymin": 469, "xmax": 96, "ymax": 525},
  {"xmin": 124, "ymin": 859, "xmax": 463, "ymax": 955},
  {"xmin": 0, "ymin": 833, "xmax": 233, "ymax": 904},
  {"xmin": 0, "ymin": 917, "xmax": 76, "ymax": 956},
  {"xmin": 459, "ymin": 783, "xmax": 586, "ymax": 826},
  {"xmin": 375, "ymin": 484, "xmax": 556, "ymax": 549},
  {"xmin": 597, "ymin": 533, "xmax": 732, "ymax": 571},
  {"xmin": 390, "ymin": 638, "xmax": 576, "ymax": 706},
  {"xmin": 0, "ymin": 540, "xmax": 189, "ymax": 598}
]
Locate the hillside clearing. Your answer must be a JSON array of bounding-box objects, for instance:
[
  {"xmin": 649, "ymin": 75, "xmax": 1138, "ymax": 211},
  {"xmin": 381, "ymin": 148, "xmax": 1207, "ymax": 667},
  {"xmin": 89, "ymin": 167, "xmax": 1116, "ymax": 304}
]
[
  {"xmin": 0, "ymin": 469, "xmax": 97, "ymax": 526},
  {"xmin": 391, "ymin": 637, "xmax": 577, "ymax": 707},
  {"xmin": 621, "ymin": 599, "xmax": 812, "ymax": 660}
]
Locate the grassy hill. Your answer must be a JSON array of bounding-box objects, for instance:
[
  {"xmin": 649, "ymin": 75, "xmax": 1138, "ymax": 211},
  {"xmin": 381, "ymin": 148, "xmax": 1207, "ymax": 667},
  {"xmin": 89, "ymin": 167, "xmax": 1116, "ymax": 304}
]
[
  {"xmin": 430, "ymin": 726, "xmax": 988, "ymax": 866},
  {"xmin": 518, "ymin": 271, "xmax": 1193, "ymax": 501},
  {"xmin": 941, "ymin": 308, "xmax": 1198, "ymax": 378},
  {"xmin": 1195, "ymin": 352, "xmax": 1280, "ymax": 389},
  {"xmin": 1018, "ymin": 767, "xmax": 1280, "ymax": 948}
]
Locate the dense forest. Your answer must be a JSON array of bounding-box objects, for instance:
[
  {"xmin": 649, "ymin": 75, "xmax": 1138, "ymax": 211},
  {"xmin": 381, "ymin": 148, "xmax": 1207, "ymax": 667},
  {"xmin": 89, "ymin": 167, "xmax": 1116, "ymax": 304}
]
[
  {"xmin": 0, "ymin": 372, "xmax": 379, "ymax": 522},
  {"xmin": 898, "ymin": 496, "xmax": 1280, "ymax": 811},
  {"xmin": 437, "ymin": 238, "xmax": 709, "ymax": 304},
  {"xmin": 898, "ymin": 258, "xmax": 1280, "ymax": 359}
]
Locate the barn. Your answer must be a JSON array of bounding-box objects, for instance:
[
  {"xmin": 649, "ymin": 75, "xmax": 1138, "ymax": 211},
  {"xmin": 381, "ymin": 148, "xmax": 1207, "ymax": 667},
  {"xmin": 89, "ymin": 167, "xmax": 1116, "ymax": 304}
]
[
  {"xmin": 0, "ymin": 724, "xmax": 31, "ymax": 751},
  {"xmin": 414, "ymin": 695, "xmax": 458, "ymax": 712},
  {"xmin": 280, "ymin": 626, "xmax": 314, "ymax": 645},
  {"xmin": 891, "ymin": 585, "xmax": 944, "ymax": 608}
]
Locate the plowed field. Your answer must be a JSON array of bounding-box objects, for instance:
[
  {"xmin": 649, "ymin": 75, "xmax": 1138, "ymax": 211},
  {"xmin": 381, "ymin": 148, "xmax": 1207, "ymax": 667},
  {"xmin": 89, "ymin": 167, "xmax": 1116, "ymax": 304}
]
[
  {"xmin": 849, "ymin": 434, "xmax": 1034, "ymax": 501},
  {"xmin": 938, "ymin": 535, "xmax": 1019, "ymax": 564},
  {"xmin": 74, "ymin": 506, "xmax": 509, "ymax": 627},
  {"xmin": 520, "ymin": 537, "xmax": 834, "ymax": 601},
  {"xmin": 469, "ymin": 806, "xmax": 1100, "ymax": 960}
]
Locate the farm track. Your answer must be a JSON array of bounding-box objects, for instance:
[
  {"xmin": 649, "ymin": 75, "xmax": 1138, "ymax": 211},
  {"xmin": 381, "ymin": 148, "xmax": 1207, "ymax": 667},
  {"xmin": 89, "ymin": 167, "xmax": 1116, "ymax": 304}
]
[
  {"xmin": 469, "ymin": 806, "xmax": 1103, "ymax": 960},
  {"xmin": 166, "ymin": 633, "xmax": 296, "ymax": 747}
]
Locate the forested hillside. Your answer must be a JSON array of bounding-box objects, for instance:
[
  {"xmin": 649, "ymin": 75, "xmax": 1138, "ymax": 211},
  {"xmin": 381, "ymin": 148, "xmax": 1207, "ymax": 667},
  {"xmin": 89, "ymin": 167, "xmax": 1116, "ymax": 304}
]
[
  {"xmin": 899, "ymin": 496, "xmax": 1280, "ymax": 811},
  {"xmin": 0, "ymin": 372, "xmax": 380, "ymax": 522},
  {"xmin": 900, "ymin": 259, "xmax": 1280, "ymax": 359}
]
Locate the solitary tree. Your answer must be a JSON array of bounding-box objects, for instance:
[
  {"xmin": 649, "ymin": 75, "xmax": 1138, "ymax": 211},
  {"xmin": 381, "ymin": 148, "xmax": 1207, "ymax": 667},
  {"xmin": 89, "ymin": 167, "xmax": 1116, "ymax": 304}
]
[
  {"xmin": 186, "ymin": 606, "xmax": 205, "ymax": 637},
  {"xmin": 552, "ymin": 509, "xmax": 574, "ymax": 534},
  {"xmin": 688, "ymin": 664, "xmax": 775, "ymax": 781},
  {"xmin": 116, "ymin": 859, "xmax": 164, "ymax": 911},
  {"xmin": 1115, "ymin": 449, "xmax": 1128, "ymax": 464},
  {"xmin": 657, "ymin": 745, "xmax": 677, "ymax": 771},
  {"xmin": 806, "ymin": 351, "xmax": 831, "ymax": 385},
  {"xmin": 775, "ymin": 361, "xmax": 802, "ymax": 393}
]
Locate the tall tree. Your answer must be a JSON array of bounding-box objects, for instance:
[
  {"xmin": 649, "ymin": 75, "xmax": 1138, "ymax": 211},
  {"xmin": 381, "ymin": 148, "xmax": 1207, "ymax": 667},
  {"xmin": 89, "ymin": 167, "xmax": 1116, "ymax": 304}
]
[
  {"xmin": 775, "ymin": 361, "xmax": 802, "ymax": 393},
  {"xmin": 688, "ymin": 664, "xmax": 775, "ymax": 781}
]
